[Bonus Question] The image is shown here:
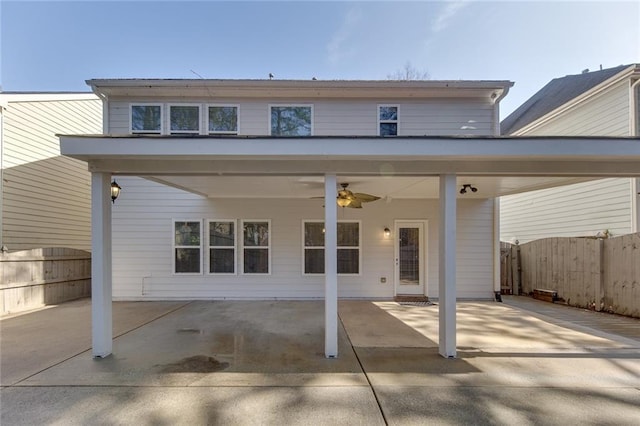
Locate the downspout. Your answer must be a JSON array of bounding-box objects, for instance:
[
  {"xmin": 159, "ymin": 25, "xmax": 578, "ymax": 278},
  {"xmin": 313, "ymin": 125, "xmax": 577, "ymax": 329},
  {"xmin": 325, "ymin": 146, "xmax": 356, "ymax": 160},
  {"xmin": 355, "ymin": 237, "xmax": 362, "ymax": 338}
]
[
  {"xmin": 630, "ymin": 77, "xmax": 640, "ymax": 232},
  {"xmin": 492, "ymin": 86, "xmax": 511, "ymax": 136},
  {"xmin": 0, "ymin": 105, "xmax": 4, "ymax": 250},
  {"xmin": 491, "ymin": 87, "xmax": 510, "ymax": 301},
  {"xmin": 493, "ymin": 197, "xmax": 502, "ymax": 302}
]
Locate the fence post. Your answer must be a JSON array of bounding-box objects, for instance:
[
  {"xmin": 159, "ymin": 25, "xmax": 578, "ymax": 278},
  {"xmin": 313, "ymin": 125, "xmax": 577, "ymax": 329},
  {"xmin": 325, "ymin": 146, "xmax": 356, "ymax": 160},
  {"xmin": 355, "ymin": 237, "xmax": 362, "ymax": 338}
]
[
  {"xmin": 513, "ymin": 242, "xmax": 522, "ymax": 295},
  {"xmin": 596, "ymin": 238, "xmax": 604, "ymax": 311}
]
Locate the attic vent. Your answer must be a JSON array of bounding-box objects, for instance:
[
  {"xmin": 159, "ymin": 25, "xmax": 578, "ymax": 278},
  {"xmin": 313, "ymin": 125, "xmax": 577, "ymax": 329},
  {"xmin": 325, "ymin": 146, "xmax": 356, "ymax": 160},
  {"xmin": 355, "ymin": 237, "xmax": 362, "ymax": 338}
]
[{"xmin": 581, "ymin": 68, "xmax": 590, "ymax": 74}]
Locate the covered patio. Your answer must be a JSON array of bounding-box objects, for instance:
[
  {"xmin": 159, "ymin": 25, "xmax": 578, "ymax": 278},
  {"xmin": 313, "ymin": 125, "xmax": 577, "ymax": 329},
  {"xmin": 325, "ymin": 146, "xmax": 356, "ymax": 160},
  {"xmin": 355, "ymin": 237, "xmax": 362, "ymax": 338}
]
[{"xmin": 59, "ymin": 135, "xmax": 640, "ymax": 359}]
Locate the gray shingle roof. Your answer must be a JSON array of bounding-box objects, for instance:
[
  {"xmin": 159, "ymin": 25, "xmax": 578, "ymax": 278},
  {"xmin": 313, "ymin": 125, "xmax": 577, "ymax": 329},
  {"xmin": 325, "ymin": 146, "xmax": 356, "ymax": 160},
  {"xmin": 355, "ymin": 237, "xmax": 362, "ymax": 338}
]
[{"xmin": 501, "ymin": 64, "xmax": 631, "ymax": 135}]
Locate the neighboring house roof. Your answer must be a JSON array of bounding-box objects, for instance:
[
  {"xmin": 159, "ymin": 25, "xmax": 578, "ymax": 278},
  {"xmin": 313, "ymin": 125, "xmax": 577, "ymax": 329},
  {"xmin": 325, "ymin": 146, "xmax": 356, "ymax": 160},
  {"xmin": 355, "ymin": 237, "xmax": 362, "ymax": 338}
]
[{"xmin": 501, "ymin": 64, "xmax": 633, "ymax": 135}]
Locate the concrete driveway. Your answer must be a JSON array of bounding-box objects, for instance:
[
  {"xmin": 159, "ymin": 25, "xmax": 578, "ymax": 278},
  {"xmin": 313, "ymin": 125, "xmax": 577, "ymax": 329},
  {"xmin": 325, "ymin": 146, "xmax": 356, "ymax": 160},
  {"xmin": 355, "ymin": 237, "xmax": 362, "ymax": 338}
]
[{"xmin": 1, "ymin": 297, "xmax": 639, "ymax": 425}]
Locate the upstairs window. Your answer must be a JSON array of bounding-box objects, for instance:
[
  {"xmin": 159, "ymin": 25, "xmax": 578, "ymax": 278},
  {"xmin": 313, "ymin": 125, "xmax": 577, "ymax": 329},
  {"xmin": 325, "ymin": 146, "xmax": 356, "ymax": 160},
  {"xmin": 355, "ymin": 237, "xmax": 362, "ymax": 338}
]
[
  {"xmin": 170, "ymin": 105, "xmax": 200, "ymax": 134},
  {"xmin": 271, "ymin": 105, "xmax": 312, "ymax": 136},
  {"xmin": 131, "ymin": 104, "xmax": 162, "ymax": 134},
  {"xmin": 379, "ymin": 105, "xmax": 399, "ymax": 136},
  {"xmin": 208, "ymin": 105, "xmax": 238, "ymax": 134}
]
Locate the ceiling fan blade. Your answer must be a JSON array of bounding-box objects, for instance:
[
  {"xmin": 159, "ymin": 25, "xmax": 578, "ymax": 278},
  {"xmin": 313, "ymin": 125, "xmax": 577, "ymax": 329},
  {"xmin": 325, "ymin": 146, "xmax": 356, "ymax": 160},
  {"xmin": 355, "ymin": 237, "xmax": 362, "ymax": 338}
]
[
  {"xmin": 353, "ymin": 193, "xmax": 381, "ymax": 203},
  {"xmin": 346, "ymin": 199, "xmax": 363, "ymax": 208}
]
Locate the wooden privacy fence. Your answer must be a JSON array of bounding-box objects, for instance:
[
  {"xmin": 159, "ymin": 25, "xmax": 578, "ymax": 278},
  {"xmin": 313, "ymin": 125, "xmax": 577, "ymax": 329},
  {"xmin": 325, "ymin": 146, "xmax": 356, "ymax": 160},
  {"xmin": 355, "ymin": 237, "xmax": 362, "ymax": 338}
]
[
  {"xmin": 501, "ymin": 233, "xmax": 640, "ymax": 318},
  {"xmin": 0, "ymin": 247, "xmax": 91, "ymax": 315}
]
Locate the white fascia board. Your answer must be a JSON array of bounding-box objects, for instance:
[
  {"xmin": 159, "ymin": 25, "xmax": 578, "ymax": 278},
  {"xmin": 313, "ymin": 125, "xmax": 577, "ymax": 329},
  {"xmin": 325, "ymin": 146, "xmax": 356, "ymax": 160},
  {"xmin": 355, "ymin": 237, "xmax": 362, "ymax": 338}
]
[
  {"xmin": 87, "ymin": 79, "xmax": 513, "ymax": 100},
  {"xmin": 59, "ymin": 136, "xmax": 640, "ymax": 159},
  {"xmin": 59, "ymin": 136, "xmax": 640, "ymax": 177},
  {"xmin": 0, "ymin": 92, "xmax": 98, "ymax": 104},
  {"xmin": 513, "ymin": 65, "xmax": 640, "ymax": 135}
]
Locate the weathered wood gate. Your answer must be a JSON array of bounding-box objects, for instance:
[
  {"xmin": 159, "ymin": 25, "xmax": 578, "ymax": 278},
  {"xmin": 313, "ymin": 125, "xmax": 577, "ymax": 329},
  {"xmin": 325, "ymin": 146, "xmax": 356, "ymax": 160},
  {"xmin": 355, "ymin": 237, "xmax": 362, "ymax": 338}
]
[{"xmin": 0, "ymin": 248, "xmax": 91, "ymax": 315}]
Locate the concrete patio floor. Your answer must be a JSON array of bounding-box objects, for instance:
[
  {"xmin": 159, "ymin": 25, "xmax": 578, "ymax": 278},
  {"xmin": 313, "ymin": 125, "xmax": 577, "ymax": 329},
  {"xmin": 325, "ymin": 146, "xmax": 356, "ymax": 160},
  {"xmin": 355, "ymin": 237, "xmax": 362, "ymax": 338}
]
[{"xmin": 1, "ymin": 296, "xmax": 639, "ymax": 425}]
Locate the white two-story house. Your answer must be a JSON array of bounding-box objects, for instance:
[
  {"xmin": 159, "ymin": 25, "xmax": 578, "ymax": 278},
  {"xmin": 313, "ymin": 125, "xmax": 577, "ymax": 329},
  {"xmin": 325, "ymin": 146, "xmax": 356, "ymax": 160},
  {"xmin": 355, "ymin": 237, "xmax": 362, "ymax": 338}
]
[{"xmin": 60, "ymin": 78, "xmax": 640, "ymax": 359}]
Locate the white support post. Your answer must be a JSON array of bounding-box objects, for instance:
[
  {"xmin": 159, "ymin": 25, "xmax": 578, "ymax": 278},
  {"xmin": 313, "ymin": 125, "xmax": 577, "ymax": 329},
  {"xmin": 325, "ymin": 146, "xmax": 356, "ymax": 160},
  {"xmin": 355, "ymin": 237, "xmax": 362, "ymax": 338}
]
[
  {"xmin": 324, "ymin": 173, "xmax": 338, "ymax": 358},
  {"xmin": 91, "ymin": 172, "xmax": 113, "ymax": 358},
  {"xmin": 493, "ymin": 198, "xmax": 502, "ymax": 296},
  {"xmin": 439, "ymin": 174, "xmax": 457, "ymax": 358}
]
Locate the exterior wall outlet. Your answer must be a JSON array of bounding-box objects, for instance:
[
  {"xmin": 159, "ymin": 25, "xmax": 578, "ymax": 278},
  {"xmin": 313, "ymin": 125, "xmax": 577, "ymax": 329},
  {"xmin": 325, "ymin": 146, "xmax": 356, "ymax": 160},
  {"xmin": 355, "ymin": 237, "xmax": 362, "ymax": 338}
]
[{"xmin": 380, "ymin": 277, "xmax": 387, "ymax": 283}]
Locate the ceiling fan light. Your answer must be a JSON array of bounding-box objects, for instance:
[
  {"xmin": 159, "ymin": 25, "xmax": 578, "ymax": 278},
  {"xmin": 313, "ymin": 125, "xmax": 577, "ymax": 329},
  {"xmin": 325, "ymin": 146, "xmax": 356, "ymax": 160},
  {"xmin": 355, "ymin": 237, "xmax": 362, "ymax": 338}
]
[{"xmin": 336, "ymin": 197, "xmax": 351, "ymax": 207}]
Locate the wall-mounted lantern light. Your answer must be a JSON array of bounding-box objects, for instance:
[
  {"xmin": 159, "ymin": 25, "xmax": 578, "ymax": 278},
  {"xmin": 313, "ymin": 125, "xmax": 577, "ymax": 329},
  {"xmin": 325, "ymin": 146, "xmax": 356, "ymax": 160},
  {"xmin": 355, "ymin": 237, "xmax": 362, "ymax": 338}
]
[
  {"xmin": 384, "ymin": 227, "xmax": 391, "ymax": 237},
  {"xmin": 111, "ymin": 180, "xmax": 122, "ymax": 203}
]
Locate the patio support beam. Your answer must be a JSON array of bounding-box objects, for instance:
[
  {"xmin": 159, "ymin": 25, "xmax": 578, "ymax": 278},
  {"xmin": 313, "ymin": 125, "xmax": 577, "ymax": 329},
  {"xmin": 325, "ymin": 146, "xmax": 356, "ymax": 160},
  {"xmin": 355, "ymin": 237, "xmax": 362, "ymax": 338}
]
[
  {"xmin": 91, "ymin": 172, "xmax": 113, "ymax": 358},
  {"xmin": 324, "ymin": 173, "xmax": 338, "ymax": 358},
  {"xmin": 439, "ymin": 174, "xmax": 457, "ymax": 358}
]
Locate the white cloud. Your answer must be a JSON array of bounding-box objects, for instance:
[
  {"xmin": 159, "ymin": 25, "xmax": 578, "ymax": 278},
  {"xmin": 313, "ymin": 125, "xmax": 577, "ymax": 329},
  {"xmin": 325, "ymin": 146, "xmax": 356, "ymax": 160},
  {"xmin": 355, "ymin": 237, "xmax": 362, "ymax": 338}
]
[
  {"xmin": 432, "ymin": 1, "xmax": 469, "ymax": 33},
  {"xmin": 327, "ymin": 7, "xmax": 363, "ymax": 64}
]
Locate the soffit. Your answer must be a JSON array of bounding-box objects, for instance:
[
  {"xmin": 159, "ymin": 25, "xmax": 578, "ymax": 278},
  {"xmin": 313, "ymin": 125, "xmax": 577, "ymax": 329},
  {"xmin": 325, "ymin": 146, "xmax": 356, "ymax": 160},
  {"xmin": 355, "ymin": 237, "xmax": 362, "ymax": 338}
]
[{"xmin": 87, "ymin": 79, "xmax": 512, "ymax": 100}]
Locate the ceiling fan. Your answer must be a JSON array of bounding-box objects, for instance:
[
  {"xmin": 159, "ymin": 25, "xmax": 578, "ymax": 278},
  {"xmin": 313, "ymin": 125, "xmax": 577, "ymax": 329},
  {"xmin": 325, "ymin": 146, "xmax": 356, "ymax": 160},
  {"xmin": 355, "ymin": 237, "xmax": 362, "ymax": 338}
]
[{"xmin": 336, "ymin": 183, "xmax": 381, "ymax": 208}]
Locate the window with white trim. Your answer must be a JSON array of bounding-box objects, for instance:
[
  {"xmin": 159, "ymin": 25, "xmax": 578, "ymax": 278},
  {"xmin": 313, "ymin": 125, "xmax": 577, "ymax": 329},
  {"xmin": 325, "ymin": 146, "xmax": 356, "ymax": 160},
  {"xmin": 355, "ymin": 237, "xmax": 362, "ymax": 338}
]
[
  {"xmin": 378, "ymin": 105, "xmax": 398, "ymax": 136},
  {"xmin": 242, "ymin": 220, "xmax": 270, "ymax": 274},
  {"xmin": 170, "ymin": 104, "xmax": 200, "ymax": 134},
  {"xmin": 208, "ymin": 220, "xmax": 236, "ymax": 274},
  {"xmin": 303, "ymin": 221, "xmax": 360, "ymax": 275},
  {"xmin": 173, "ymin": 220, "xmax": 202, "ymax": 274},
  {"xmin": 208, "ymin": 105, "xmax": 238, "ymax": 134},
  {"xmin": 270, "ymin": 105, "xmax": 312, "ymax": 136},
  {"xmin": 131, "ymin": 104, "xmax": 162, "ymax": 134}
]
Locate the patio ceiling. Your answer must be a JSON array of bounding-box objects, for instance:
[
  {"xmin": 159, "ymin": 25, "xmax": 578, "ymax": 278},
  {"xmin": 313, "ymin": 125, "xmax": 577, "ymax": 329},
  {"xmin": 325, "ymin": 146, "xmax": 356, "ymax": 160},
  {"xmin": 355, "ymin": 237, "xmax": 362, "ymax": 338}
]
[
  {"xmin": 147, "ymin": 175, "xmax": 595, "ymax": 199},
  {"xmin": 60, "ymin": 135, "xmax": 640, "ymax": 198}
]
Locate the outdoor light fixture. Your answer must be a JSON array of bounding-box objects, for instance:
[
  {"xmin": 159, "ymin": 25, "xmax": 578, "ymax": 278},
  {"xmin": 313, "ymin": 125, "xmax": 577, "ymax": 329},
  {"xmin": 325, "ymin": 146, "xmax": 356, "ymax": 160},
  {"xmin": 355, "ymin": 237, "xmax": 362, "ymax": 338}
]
[
  {"xmin": 111, "ymin": 180, "xmax": 122, "ymax": 203},
  {"xmin": 459, "ymin": 184, "xmax": 478, "ymax": 195},
  {"xmin": 336, "ymin": 197, "xmax": 352, "ymax": 207},
  {"xmin": 384, "ymin": 227, "xmax": 391, "ymax": 237}
]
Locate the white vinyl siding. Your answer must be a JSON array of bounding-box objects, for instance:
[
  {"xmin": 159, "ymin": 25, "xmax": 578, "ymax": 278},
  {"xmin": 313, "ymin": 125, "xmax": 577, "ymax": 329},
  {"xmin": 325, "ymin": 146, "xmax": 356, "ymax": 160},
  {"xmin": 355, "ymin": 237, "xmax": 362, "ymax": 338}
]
[
  {"xmin": 501, "ymin": 79, "xmax": 635, "ymax": 242},
  {"xmin": 501, "ymin": 179, "xmax": 633, "ymax": 243},
  {"xmin": 515, "ymin": 80, "xmax": 630, "ymax": 137},
  {"xmin": 111, "ymin": 177, "xmax": 495, "ymax": 300},
  {"xmin": 107, "ymin": 98, "xmax": 494, "ymax": 136},
  {"xmin": 1, "ymin": 95, "xmax": 102, "ymax": 251}
]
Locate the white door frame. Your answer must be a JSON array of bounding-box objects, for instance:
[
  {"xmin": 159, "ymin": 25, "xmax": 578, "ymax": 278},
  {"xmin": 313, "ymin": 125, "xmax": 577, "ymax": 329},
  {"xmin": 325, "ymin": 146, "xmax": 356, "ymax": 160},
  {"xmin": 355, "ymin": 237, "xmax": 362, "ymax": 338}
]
[{"xmin": 394, "ymin": 220, "xmax": 427, "ymax": 296}]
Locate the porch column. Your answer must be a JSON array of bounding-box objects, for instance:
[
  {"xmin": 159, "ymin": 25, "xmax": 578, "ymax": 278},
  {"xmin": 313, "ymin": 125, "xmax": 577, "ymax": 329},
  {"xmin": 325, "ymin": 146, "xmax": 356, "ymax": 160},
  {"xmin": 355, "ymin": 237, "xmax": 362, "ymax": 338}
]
[
  {"xmin": 493, "ymin": 198, "xmax": 502, "ymax": 295},
  {"xmin": 91, "ymin": 172, "xmax": 113, "ymax": 358},
  {"xmin": 324, "ymin": 173, "xmax": 338, "ymax": 358},
  {"xmin": 439, "ymin": 174, "xmax": 457, "ymax": 358}
]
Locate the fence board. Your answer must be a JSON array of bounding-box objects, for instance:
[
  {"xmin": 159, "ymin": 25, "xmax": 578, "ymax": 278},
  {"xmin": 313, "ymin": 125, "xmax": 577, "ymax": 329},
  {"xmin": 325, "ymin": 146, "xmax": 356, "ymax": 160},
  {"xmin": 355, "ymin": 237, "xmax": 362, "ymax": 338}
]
[
  {"xmin": 1, "ymin": 248, "xmax": 91, "ymax": 315},
  {"xmin": 501, "ymin": 233, "xmax": 640, "ymax": 318}
]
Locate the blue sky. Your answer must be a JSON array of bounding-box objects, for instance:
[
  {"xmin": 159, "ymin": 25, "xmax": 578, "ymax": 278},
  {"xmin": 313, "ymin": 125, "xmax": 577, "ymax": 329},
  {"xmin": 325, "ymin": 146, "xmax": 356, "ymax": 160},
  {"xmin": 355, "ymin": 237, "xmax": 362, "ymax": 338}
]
[{"xmin": 1, "ymin": 1, "xmax": 639, "ymax": 119}]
